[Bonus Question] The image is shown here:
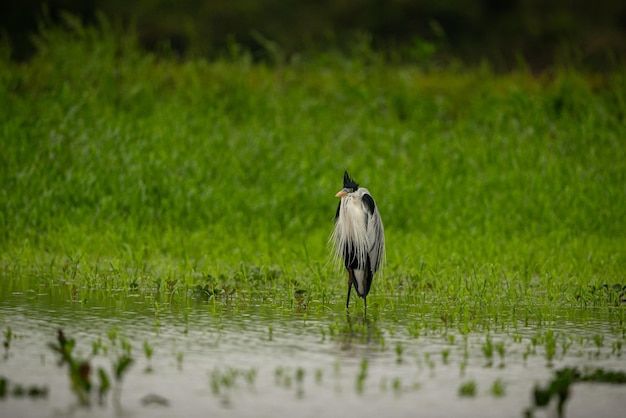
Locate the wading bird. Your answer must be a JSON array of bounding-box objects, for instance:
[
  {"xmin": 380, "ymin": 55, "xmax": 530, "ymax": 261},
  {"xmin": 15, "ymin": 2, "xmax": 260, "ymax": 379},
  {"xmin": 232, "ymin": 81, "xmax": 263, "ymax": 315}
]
[{"xmin": 331, "ymin": 171, "xmax": 385, "ymax": 311}]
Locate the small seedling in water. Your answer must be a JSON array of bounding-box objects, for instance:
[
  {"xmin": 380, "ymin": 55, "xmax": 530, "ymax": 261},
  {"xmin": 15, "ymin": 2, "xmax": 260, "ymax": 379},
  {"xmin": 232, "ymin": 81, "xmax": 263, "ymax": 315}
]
[
  {"xmin": 274, "ymin": 366, "xmax": 293, "ymax": 388},
  {"xmin": 424, "ymin": 352, "xmax": 435, "ymax": 373},
  {"xmin": 491, "ymin": 378, "xmax": 505, "ymax": 397},
  {"xmin": 356, "ymin": 358, "xmax": 368, "ymax": 394},
  {"xmin": 458, "ymin": 380, "xmax": 476, "ymax": 397},
  {"xmin": 92, "ymin": 338, "xmax": 104, "ymax": 356},
  {"xmin": 295, "ymin": 367, "xmax": 305, "ymax": 383},
  {"xmin": 0, "ymin": 377, "xmax": 6, "ymax": 398},
  {"xmin": 495, "ymin": 341, "xmax": 506, "ymax": 367},
  {"xmin": 315, "ymin": 368, "xmax": 323, "ymax": 384},
  {"xmin": 143, "ymin": 340, "xmax": 154, "ymax": 372},
  {"xmin": 395, "ymin": 342, "xmax": 404, "ymax": 364},
  {"xmin": 48, "ymin": 329, "xmax": 130, "ymax": 407},
  {"xmin": 530, "ymin": 334, "xmax": 539, "ymax": 354},
  {"xmin": 482, "ymin": 335, "xmax": 494, "ymax": 367},
  {"xmin": 183, "ymin": 308, "xmax": 190, "ymax": 334},
  {"xmin": 48, "ymin": 329, "xmax": 93, "ymax": 405},
  {"xmin": 296, "ymin": 368, "xmax": 305, "ymax": 398},
  {"xmin": 244, "ymin": 368, "xmax": 257, "ymax": 386},
  {"xmin": 268, "ymin": 326, "xmax": 273, "ymax": 341},
  {"xmin": 408, "ymin": 322, "xmax": 420, "ymax": 338},
  {"xmin": 176, "ymin": 352, "xmax": 184, "ymax": 370},
  {"xmin": 544, "ymin": 330, "xmax": 557, "ymax": 367},
  {"xmin": 0, "ymin": 377, "xmax": 48, "ymax": 400},
  {"xmin": 459, "ymin": 360, "xmax": 467, "ymax": 377},
  {"xmin": 108, "ymin": 327, "xmax": 119, "ymax": 345},
  {"xmin": 611, "ymin": 340, "xmax": 622, "ymax": 356},
  {"xmin": 392, "ymin": 377, "xmax": 402, "ymax": 394},
  {"xmin": 442, "ymin": 348, "xmax": 450, "ymax": 365},
  {"xmin": 274, "ymin": 366, "xmax": 284, "ymax": 384},
  {"xmin": 560, "ymin": 335, "xmax": 573, "ymax": 357},
  {"xmin": 593, "ymin": 334, "xmax": 604, "ymax": 351},
  {"xmin": 3, "ymin": 327, "xmax": 13, "ymax": 359}
]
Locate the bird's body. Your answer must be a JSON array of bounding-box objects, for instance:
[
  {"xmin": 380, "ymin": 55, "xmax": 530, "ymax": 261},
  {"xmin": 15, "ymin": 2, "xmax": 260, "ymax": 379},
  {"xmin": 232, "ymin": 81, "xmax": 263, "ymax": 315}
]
[{"xmin": 332, "ymin": 171, "xmax": 385, "ymax": 311}]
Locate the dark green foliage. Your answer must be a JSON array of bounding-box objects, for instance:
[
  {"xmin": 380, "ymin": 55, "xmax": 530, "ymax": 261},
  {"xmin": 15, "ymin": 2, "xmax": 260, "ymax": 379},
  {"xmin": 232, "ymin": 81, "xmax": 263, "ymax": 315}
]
[{"xmin": 3, "ymin": 1, "xmax": 626, "ymax": 69}]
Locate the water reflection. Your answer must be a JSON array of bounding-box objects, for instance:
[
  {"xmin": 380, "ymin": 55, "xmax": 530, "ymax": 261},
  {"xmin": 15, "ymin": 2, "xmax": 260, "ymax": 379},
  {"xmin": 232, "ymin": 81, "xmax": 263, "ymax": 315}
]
[{"xmin": 0, "ymin": 283, "xmax": 625, "ymax": 418}]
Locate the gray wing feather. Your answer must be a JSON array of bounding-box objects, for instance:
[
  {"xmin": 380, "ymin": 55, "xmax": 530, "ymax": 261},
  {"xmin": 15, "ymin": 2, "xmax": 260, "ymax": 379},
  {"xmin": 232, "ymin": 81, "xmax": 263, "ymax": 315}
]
[{"xmin": 360, "ymin": 189, "xmax": 385, "ymax": 273}]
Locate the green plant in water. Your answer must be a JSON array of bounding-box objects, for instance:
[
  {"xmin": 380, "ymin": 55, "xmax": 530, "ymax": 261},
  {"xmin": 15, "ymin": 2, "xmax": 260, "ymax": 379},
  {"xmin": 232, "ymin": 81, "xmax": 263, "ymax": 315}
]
[
  {"xmin": 442, "ymin": 348, "xmax": 450, "ymax": 365},
  {"xmin": 593, "ymin": 334, "xmax": 604, "ymax": 355},
  {"xmin": 458, "ymin": 380, "xmax": 476, "ymax": 397},
  {"xmin": 495, "ymin": 341, "xmax": 506, "ymax": 367},
  {"xmin": 611, "ymin": 340, "xmax": 622, "ymax": 356},
  {"xmin": 210, "ymin": 367, "xmax": 239, "ymax": 395},
  {"xmin": 395, "ymin": 342, "xmax": 404, "ymax": 364},
  {"xmin": 392, "ymin": 377, "xmax": 402, "ymax": 394},
  {"xmin": 491, "ymin": 378, "xmax": 506, "ymax": 397},
  {"xmin": 315, "ymin": 368, "xmax": 323, "ymax": 384},
  {"xmin": 561, "ymin": 335, "xmax": 573, "ymax": 357},
  {"xmin": 545, "ymin": 330, "xmax": 557, "ymax": 367},
  {"xmin": 296, "ymin": 367, "xmax": 305, "ymax": 398},
  {"xmin": 482, "ymin": 334, "xmax": 494, "ymax": 367},
  {"xmin": 424, "ymin": 352, "xmax": 436, "ymax": 374},
  {"xmin": 3, "ymin": 327, "xmax": 12, "ymax": 360},
  {"xmin": 525, "ymin": 367, "xmax": 626, "ymax": 418},
  {"xmin": 356, "ymin": 358, "xmax": 368, "ymax": 394},
  {"xmin": 143, "ymin": 339, "xmax": 154, "ymax": 372},
  {"xmin": 459, "ymin": 360, "xmax": 467, "ymax": 377},
  {"xmin": 0, "ymin": 376, "xmax": 48, "ymax": 400},
  {"xmin": 47, "ymin": 330, "xmax": 108, "ymax": 406}
]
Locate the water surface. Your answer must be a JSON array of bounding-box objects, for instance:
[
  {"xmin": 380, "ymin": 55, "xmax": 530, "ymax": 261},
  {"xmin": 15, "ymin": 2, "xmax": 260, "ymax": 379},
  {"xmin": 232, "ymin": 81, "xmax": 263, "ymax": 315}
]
[{"xmin": 1, "ymin": 282, "xmax": 624, "ymax": 418}]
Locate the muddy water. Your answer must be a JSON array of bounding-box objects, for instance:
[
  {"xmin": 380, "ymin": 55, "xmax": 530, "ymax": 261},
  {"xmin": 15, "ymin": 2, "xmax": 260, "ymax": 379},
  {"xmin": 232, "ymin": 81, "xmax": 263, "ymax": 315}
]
[{"xmin": 1, "ymin": 285, "xmax": 624, "ymax": 418}]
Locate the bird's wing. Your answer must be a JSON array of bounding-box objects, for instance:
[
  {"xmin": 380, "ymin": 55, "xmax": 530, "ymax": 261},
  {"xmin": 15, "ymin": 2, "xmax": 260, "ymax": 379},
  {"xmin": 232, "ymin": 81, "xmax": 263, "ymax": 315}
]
[{"xmin": 361, "ymin": 191, "xmax": 385, "ymax": 273}]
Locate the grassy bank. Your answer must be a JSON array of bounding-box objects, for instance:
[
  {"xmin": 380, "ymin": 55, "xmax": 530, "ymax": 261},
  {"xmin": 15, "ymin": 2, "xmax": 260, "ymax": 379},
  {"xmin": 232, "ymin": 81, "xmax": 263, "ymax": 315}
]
[{"xmin": 1, "ymin": 19, "xmax": 625, "ymax": 311}]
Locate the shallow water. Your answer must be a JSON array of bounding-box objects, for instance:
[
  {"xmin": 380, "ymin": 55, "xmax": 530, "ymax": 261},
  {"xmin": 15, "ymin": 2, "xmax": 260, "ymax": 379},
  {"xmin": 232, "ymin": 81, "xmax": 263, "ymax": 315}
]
[{"xmin": 1, "ymin": 283, "xmax": 625, "ymax": 418}]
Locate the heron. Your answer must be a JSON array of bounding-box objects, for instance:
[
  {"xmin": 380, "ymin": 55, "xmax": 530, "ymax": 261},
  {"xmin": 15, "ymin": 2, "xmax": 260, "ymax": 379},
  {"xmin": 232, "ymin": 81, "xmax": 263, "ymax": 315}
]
[{"xmin": 331, "ymin": 170, "xmax": 385, "ymax": 312}]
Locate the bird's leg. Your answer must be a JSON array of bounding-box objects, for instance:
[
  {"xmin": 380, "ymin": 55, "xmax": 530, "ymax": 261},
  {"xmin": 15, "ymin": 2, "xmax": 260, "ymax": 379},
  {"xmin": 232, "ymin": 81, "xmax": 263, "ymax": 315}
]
[
  {"xmin": 364, "ymin": 297, "xmax": 367, "ymax": 316},
  {"xmin": 346, "ymin": 281, "xmax": 352, "ymax": 310},
  {"xmin": 346, "ymin": 270, "xmax": 354, "ymax": 310}
]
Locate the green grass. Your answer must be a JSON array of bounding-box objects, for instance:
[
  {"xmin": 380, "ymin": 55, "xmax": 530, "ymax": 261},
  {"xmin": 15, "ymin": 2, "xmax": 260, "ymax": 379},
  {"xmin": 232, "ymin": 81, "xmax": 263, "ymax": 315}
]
[{"xmin": 1, "ymin": 16, "xmax": 625, "ymax": 315}]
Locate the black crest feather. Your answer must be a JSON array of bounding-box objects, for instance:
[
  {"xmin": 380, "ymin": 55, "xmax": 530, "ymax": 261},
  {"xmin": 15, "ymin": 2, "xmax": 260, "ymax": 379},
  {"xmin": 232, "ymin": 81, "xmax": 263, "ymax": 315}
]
[{"xmin": 343, "ymin": 171, "xmax": 358, "ymax": 190}]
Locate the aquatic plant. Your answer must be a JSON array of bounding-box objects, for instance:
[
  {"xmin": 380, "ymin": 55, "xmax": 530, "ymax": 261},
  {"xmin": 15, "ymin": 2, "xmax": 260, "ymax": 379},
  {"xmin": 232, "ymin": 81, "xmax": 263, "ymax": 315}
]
[
  {"xmin": 48, "ymin": 329, "xmax": 100, "ymax": 405},
  {"xmin": 482, "ymin": 334, "xmax": 494, "ymax": 367},
  {"xmin": 458, "ymin": 380, "xmax": 477, "ymax": 397},
  {"xmin": 47, "ymin": 329, "xmax": 133, "ymax": 407},
  {"xmin": 526, "ymin": 367, "xmax": 626, "ymax": 418},
  {"xmin": 395, "ymin": 342, "xmax": 404, "ymax": 364},
  {"xmin": 495, "ymin": 341, "xmax": 506, "ymax": 367},
  {"xmin": 3, "ymin": 327, "xmax": 11, "ymax": 359},
  {"xmin": 544, "ymin": 330, "xmax": 557, "ymax": 367},
  {"xmin": 490, "ymin": 378, "xmax": 505, "ymax": 397},
  {"xmin": 0, "ymin": 376, "xmax": 48, "ymax": 400},
  {"xmin": 356, "ymin": 358, "xmax": 368, "ymax": 394}
]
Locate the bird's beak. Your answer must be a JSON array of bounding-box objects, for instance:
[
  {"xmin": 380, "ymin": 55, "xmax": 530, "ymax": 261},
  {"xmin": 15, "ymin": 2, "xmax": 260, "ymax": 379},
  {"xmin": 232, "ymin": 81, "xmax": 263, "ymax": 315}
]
[{"xmin": 335, "ymin": 189, "xmax": 348, "ymax": 198}]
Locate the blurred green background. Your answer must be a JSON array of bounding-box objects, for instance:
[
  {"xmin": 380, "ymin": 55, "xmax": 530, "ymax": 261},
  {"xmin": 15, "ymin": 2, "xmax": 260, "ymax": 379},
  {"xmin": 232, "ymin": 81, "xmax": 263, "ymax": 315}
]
[
  {"xmin": 1, "ymin": 1, "xmax": 624, "ymax": 293},
  {"xmin": 3, "ymin": 0, "xmax": 626, "ymax": 68}
]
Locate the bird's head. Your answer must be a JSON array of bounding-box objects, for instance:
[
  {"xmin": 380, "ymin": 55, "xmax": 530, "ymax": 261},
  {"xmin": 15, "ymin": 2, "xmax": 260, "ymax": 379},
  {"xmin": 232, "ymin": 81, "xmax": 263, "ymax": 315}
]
[{"xmin": 336, "ymin": 170, "xmax": 358, "ymax": 197}]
